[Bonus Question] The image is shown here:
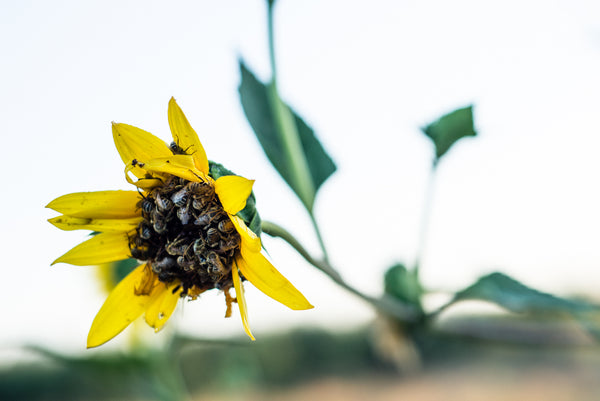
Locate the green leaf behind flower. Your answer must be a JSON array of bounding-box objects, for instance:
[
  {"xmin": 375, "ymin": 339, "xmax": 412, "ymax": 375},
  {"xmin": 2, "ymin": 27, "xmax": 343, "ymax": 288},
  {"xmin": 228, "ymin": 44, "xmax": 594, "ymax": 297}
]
[
  {"xmin": 238, "ymin": 60, "xmax": 336, "ymax": 211},
  {"xmin": 422, "ymin": 105, "xmax": 476, "ymax": 161},
  {"xmin": 451, "ymin": 272, "xmax": 599, "ymax": 315}
]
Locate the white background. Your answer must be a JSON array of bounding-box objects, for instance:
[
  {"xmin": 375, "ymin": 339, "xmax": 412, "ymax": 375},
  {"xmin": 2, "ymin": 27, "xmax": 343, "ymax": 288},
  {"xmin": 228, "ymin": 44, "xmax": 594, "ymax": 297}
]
[{"xmin": 1, "ymin": 0, "xmax": 599, "ymax": 355}]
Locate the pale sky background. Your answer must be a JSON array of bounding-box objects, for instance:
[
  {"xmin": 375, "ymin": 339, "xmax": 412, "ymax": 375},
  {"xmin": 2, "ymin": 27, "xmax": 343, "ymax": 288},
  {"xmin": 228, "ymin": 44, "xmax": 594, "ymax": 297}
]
[{"xmin": 1, "ymin": 0, "xmax": 600, "ymax": 355}]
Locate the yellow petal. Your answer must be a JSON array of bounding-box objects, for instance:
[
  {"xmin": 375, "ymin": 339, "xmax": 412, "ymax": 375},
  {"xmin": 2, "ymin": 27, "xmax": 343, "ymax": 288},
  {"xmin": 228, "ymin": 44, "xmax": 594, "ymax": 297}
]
[
  {"xmin": 229, "ymin": 215, "xmax": 261, "ymax": 253},
  {"xmin": 131, "ymin": 155, "xmax": 206, "ymax": 183},
  {"xmin": 214, "ymin": 175, "xmax": 255, "ymax": 215},
  {"xmin": 48, "ymin": 216, "xmax": 142, "ymax": 232},
  {"xmin": 46, "ymin": 191, "xmax": 140, "ymax": 219},
  {"xmin": 87, "ymin": 263, "xmax": 160, "ymax": 348},
  {"xmin": 232, "ymin": 260, "xmax": 255, "ymax": 341},
  {"xmin": 168, "ymin": 97, "xmax": 210, "ymax": 174},
  {"xmin": 237, "ymin": 251, "xmax": 313, "ymax": 311},
  {"xmin": 145, "ymin": 283, "xmax": 182, "ymax": 332},
  {"xmin": 52, "ymin": 231, "xmax": 132, "ymax": 266},
  {"xmin": 112, "ymin": 122, "xmax": 172, "ymax": 178}
]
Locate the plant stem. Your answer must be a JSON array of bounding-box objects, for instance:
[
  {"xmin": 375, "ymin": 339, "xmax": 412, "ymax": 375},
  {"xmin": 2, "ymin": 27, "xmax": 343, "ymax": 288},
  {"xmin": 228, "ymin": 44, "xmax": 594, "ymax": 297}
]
[
  {"xmin": 266, "ymin": 0, "xmax": 316, "ymax": 211},
  {"xmin": 262, "ymin": 221, "xmax": 419, "ymax": 321},
  {"xmin": 309, "ymin": 212, "xmax": 330, "ymax": 263},
  {"xmin": 414, "ymin": 158, "xmax": 438, "ymax": 279}
]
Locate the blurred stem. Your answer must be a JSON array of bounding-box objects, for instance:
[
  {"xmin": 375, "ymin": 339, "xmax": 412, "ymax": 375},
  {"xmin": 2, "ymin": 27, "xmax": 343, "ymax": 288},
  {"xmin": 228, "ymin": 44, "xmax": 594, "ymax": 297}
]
[
  {"xmin": 262, "ymin": 220, "xmax": 419, "ymax": 321},
  {"xmin": 414, "ymin": 158, "xmax": 438, "ymax": 279},
  {"xmin": 309, "ymin": 212, "xmax": 330, "ymax": 263}
]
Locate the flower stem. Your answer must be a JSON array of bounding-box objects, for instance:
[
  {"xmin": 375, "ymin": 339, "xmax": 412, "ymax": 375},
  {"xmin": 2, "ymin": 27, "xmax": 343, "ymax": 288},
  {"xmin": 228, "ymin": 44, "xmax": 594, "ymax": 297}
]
[
  {"xmin": 414, "ymin": 158, "xmax": 438, "ymax": 279},
  {"xmin": 266, "ymin": 0, "xmax": 316, "ymax": 212},
  {"xmin": 262, "ymin": 221, "xmax": 419, "ymax": 321},
  {"xmin": 309, "ymin": 212, "xmax": 330, "ymax": 263}
]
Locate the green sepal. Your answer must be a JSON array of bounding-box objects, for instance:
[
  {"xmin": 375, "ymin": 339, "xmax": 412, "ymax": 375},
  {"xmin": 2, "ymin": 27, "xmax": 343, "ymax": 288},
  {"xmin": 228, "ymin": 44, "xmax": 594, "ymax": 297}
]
[
  {"xmin": 209, "ymin": 161, "xmax": 262, "ymax": 237},
  {"xmin": 422, "ymin": 105, "xmax": 476, "ymax": 161},
  {"xmin": 238, "ymin": 60, "xmax": 336, "ymax": 211}
]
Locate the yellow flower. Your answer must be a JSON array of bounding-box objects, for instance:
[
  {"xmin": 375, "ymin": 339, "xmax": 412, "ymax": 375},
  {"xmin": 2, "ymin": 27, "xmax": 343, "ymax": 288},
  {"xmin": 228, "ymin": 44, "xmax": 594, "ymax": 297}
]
[{"xmin": 47, "ymin": 98, "xmax": 313, "ymax": 348}]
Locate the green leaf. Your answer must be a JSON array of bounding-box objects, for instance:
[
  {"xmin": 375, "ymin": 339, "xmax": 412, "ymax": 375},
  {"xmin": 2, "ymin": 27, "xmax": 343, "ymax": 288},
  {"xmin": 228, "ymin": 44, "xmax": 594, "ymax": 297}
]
[
  {"xmin": 384, "ymin": 263, "xmax": 422, "ymax": 309},
  {"xmin": 209, "ymin": 160, "xmax": 262, "ymax": 237},
  {"xmin": 452, "ymin": 272, "xmax": 598, "ymax": 315},
  {"xmin": 238, "ymin": 60, "xmax": 336, "ymax": 211},
  {"xmin": 422, "ymin": 105, "xmax": 476, "ymax": 160}
]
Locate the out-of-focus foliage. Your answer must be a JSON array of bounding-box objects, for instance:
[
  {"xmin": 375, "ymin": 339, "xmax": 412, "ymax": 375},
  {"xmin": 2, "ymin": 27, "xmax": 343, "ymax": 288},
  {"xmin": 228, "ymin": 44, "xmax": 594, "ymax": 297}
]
[
  {"xmin": 384, "ymin": 263, "xmax": 422, "ymax": 311},
  {"xmin": 422, "ymin": 105, "xmax": 476, "ymax": 161},
  {"xmin": 451, "ymin": 272, "xmax": 599, "ymax": 315}
]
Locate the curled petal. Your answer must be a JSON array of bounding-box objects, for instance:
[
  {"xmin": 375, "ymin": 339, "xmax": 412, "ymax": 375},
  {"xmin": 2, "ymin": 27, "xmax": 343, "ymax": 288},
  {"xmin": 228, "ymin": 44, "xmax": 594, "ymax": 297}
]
[
  {"xmin": 52, "ymin": 232, "xmax": 133, "ymax": 266},
  {"xmin": 232, "ymin": 260, "xmax": 255, "ymax": 341},
  {"xmin": 112, "ymin": 123, "xmax": 172, "ymax": 176},
  {"xmin": 130, "ymin": 155, "xmax": 207, "ymax": 183},
  {"xmin": 229, "ymin": 215, "xmax": 261, "ymax": 253},
  {"xmin": 48, "ymin": 216, "xmax": 142, "ymax": 232},
  {"xmin": 145, "ymin": 282, "xmax": 182, "ymax": 332},
  {"xmin": 214, "ymin": 175, "xmax": 254, "ymax": 215},
  {"xmin": 168, "ymin": 97, "xmax": 209, "ymax": 174},
  {"xmin": 237, "ymin": 252, "xmax": 313, "ymax": 311},
  {"xmin": 87, "ymin": 264, "xmax": 161, "ymax": 348},
  {"xmin": 46, "ymin": 191, "xmax": 140, "ymax": 219}
]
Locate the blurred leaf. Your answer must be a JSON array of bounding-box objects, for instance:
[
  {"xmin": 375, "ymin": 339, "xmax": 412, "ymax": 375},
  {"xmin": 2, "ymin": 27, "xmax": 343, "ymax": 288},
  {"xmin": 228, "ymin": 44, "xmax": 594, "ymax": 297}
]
[
  {"xmin": 113, "ymin": 258, "xmax": 139, "ymax": 283},
  {"xmin": 422, "ymin": 105, "xmax": 476, "ymax": 160},
  {"xmin": 452, "ymin": 272, "xmax": 599, "ymax": 315},
  {"xmin": 238, "ymin": 60, "xmax": 336, "ymax": 211},
  {"xmin": 209, "ymin": 160, "xmax": 262, "ymax": 237},
  {"xmin": 384, "ymin": 263, "xmax": 422, "ymax": 309}
]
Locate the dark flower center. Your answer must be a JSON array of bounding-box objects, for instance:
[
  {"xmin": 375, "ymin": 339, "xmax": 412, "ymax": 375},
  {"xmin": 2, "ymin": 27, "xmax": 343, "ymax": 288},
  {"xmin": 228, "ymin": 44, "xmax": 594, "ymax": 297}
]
[{"xmin": 130, "ymin": 175, "xmax": 241, "ymax": 296}]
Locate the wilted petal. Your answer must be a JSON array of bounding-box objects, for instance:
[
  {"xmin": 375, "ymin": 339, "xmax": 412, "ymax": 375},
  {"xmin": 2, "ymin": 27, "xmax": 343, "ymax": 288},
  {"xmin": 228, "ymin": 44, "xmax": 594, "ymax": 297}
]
[
  {"xmin": 232, "ymin": 260, "xmax": 255, "ymax": 341},
  {"xmin": 112, "ymin": 122, "xmax": 172, "ymax": 178},
  {"xmin": 145, "ymin": 283, "xmax": 182, "ymax": 332},
  {"xmin": 87, "ymin": 264, "xmax": 160, "ymax": 348},
  {"xmin": 133, "ymin": 155, "xmax": 206, "ymax": 183},
  {"xmin": 229, "ymin": 215, "xmax": 261, "ymax": 253},
  {"xmin": 46, "ymin": 191, "xmax": 140, "ymax": 219},
  {"xmin": 52, "ymin": 232, "xmax": 132, "ymax": 266},
  {"xmin": 214, "ymin": 175, "xmax": 254, "ymax": 215},
  {"xmin": 237, "ymin": 252, "xmax": 313, "ymax": 311},
  {"xmin": 168, "ymin": 97, "xmax": 209, "ymax": 174},
  {"xmin": 48, "ymin": 216, "xmax": 142, "ymax": 232}
]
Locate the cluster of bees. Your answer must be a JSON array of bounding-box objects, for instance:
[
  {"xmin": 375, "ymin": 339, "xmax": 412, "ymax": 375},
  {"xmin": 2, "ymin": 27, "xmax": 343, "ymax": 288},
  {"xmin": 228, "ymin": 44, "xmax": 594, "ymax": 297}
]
[{"xmin": 130, "ymin": 174, "xmax": 241, "ymax": 297}]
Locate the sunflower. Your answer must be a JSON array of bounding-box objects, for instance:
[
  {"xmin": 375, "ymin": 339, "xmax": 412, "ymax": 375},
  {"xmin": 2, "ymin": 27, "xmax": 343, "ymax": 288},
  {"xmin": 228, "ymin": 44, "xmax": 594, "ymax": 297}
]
[{"xmin": 47, "ymin": 98, "xmax": 313, "ymax": 348}]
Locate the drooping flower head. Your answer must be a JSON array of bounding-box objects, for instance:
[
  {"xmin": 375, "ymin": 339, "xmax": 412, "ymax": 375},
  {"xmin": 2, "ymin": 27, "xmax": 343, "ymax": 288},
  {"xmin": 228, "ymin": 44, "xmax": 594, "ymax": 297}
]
[{"xmin": 47, "ymin": 98, "xmax": 312, "ymax": 348}]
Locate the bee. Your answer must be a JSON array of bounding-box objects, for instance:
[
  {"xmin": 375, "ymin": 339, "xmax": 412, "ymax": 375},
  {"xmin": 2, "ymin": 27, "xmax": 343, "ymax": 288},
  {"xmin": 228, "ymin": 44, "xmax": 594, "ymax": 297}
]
[
  {"xmin": 138, "ymin": 222, "xmax": 153, "ymax": 240},
  {"xmin": 187, "ymin": 181, "xmax": 204, "ymax": 193},
  {"xmin": 137, "ymin": 197, "xmax": 154, "ymax": 215},
  {"xmin": 192, "ymin": 237, "xmax": 206, "ymax": 255},
  {"xmin": 177, "ymin": 255, "xmax": 195, "ymax": 272},
  {"xmin": 207, "ymin": 251, "xmax": 228, "ymax": 279},
  {"xmin": 217, "ymin": 219, "xmax": 235, "ymax": 234},
  {"xmin": 205, "ymin": 227, "xmax": 221, "ymax": 248},
  {"xmin": 171, "ymin": 187, "xmax": 189, "ymax": 208},
  {"xmin": 155, "ymin": 192, "xmax": 173, "ymax": 212},
  {"xmin": 177, "ymin": 205, "xmax": 192, "ymax": 225},
  {"xmin": 152, "ymin": 216, "xmax": 167, "ymax": 234},
  {"xmin": 169, "ymin": 141, "xmax": 193, "ymax": 155},
  {"xmin": 166, "ymin": 236, "xmax": 191, "ymax": 256},
  {"xmin": 194, "ymin": 209, "xmax": 221, "ymax": 227},
  {"xmin": 150, "ymin": 256, "xmax": 177, "ymax": 273},
  {"xmin": 130, "ymin": 245, "xmax": 150, "ymax": 260},
  {"xmin": 219, "ymin": 236, "xmax": 239, "ymax": 253}
]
